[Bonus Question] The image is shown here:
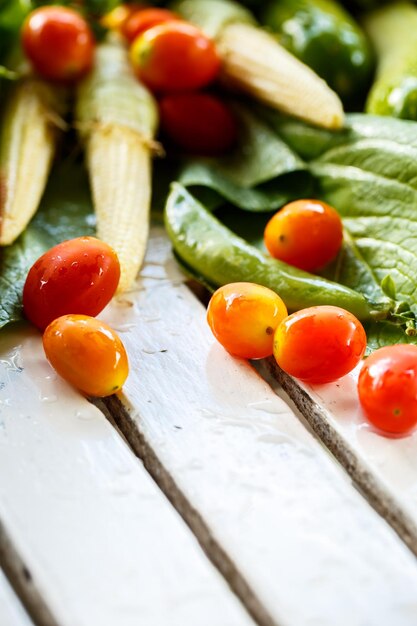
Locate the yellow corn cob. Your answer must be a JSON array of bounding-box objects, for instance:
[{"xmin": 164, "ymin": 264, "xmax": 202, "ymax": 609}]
[
  {"xmin": 76, "ymin": 38, "xmax": 158, "ymax": 292},
  {"xmin": 0, "ymin": 78, "xmax": 67, "ymax": 245},
  {"xmin": 173, "ymin": 0, "xmax": 345, "ymax": 129}
]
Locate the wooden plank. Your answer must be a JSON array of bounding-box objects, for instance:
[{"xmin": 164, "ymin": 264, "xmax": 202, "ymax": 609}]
[
  {"xmin": 102, "ymin": 227, "xmax": 417, "ymax": 626},
  {"xmin": 0, "ymin": 325, "xmax": 255, "ymax": 626},
  {"xmin": 263, "ymin": 359, "xmax": 417, "ymax": 557},
  {"xmin": 0, "ymin": 569, "xmax": 33, "ymax": 626}
]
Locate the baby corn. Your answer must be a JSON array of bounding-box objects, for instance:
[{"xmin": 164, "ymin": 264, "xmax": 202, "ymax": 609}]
[
  {"xmin": 76, "ymin": 38, "xmax": 158, "ymax": 292},
  {"xmin": 0, "ymin": 78, "xmax": 67, "ymax": 245},
  {"xmin": 173, "ymin": 0, "xmax": 344, "ymax": 129}
]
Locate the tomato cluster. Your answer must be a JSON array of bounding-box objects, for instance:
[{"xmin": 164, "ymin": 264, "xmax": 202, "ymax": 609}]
[
  {"xmin": 207, "ymin": 282, "xmax": 417, "ymax": 437},
  {"xmin": 21, "ymin": 4, "xmax": 237, "ymax": 156},
  {"xmin": 23, "ymin": 238, "xmax": 128, "ymax": 398}
]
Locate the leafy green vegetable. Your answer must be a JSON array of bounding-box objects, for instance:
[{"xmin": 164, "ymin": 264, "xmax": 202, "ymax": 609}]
[
  {"xmin": 0, "ymin": 161, "xmax": 95, "ymax": 328},
  {"xmin": 178, "ymin": 104, "xmax": 312, "ymax": 211},
  {"xmin": 265, "ymin": 111, "xmax": 417, "ymax": 343}
]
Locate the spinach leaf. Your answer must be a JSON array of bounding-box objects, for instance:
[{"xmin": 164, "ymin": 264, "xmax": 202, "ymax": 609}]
[
  {"xmin": 178, "ymin": 104, "xmax": 312, "ymax": 211},
  {"xmin": 0, "ymin": 161, "xmax": 95, "ymax": 328}
]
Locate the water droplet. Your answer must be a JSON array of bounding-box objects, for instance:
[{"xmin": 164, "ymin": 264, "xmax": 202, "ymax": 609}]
[
  {"xmin": 39, "ymin": 393, "xmax": 58, "ymax": 404},
  {"xmin": 75, "ymin": 409, "xmax": 95, "ymax": 421}
]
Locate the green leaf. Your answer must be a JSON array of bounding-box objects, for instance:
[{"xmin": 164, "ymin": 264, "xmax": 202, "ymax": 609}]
[
  {"xmin": 0, "ymin": 161, "xmax": 95, "ymax": 329},
  {"xmin": 178, "ymin": 103, "xmax": 312, "ymax": 211},
  {"xmin": 381, "ymin": 274, "xmax": 396, "ymax": 300}
]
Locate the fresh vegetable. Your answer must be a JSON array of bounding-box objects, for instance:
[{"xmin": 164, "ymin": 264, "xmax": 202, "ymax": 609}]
[
  {"xmin": 364, "ymin": 3, "xmax": 417, "ymax": 119},
  {"xmin": 274, "ymin": 305, "xmax": 367, "ymax": 383},
  {"xmin": 100, "ymin": 3, "xmax": 139, "ymax": 32},
  {"xmin": 262, "ymin": 0, "xmax": 374, "ymax": 108},
  {"xmin": 76, "ymin": 37, "xmax": 158, "ymax": 292},
  {"xmin": 43, "ymin": 314, "xmax": 129, "ymax": 397},
  {"xmin": 207, "ymin": 282, "xmax": 288, "ymax": 359},
  {"xmin": 0, "ymin": 76, "xmax": 68, "ymax": 245},
  {"xmin": 173, "ymin": 0, "xmax": 345, "ymax": 129},
  {"xmin": 165, "ymin": 184, "xmax": 387, "ymax": 321},
  {"xmin": 23, "ymin": 236, "xmax": 120, "ymax": 330},
  {"xmin": 358, "ymin": 345, "xmax": 417, "ymax": 434},
  {"xmin": 159, "ymin": 93, "xmax": 237, "ymax": 155},
  {"xmin": 122, "ymin": 7, "xmax": 179, "ymax": 42},
  {"xmin": 22, "ymin": 6, "xmax": 95, "ymax": 81},
  {"xmin": 264, "ymin": 199, "xmax": 343, "ymax": 272},
  {"xmin": 130, "ymin": 21, "xmax": 220, "ymax": 93}
]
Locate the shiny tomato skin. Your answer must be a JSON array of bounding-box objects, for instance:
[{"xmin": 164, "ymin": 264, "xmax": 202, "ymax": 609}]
[
  {"xmin": 274, "ymin": 305, "xmax": 366, "ymax": 384},
  {"xmin": 130, "ymin": 22, "xmax": 220, "ymax": 93},
  {"xmin": 264, "ymin": 199, "xmax": 343, "ymax": 272},
  {"xmin": 159, "ymin": 93, "xmax": 237, "ymax": 155},
  {"xmin": 358, "ymin": 345, "xmax": 417, "ymax": 435},
  {"xmin": 43, "ymin": 315, "xmax": 129, "ymax": 397},
  {"xmin": 207, "ymin": 282, "xmax": 288, "ymax": 359},
  {"xmin": 122, "ymin": 8, "xmax": 179, "ymax": 42},
  {"xmin": 23, "ymin": 237, "xmax": 120, "ymax": 331},
  {"xmin": 21, "ymin": 6, "xmax": 94, "ymax": 82}
]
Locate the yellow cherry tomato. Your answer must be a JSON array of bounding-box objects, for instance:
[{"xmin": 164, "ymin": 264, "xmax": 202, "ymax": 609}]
[
  {"xmin": 43, "ymin": 314, "xmax": 129, "ymax": 397},
  {"xmin": 207, "ymin": 282, "xmax": 288, "ymax": 359}
]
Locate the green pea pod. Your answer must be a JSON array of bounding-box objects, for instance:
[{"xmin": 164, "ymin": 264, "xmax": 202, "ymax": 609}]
[
  {"xmin": 165, "ymin": 183, "xmax": 387, "ymax": 321},
  {"xmin": 261, "ymin": 0, "xmax": 374, "ymax": 108}
]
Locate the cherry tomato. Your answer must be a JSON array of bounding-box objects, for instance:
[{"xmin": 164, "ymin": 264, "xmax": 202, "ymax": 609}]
[
  {"xmin": 43, "ymin": 315, "xmax": 129, "ymax": 397},
  {"xmin": 130, "ymin": 22, "xmax": 220, "ymax": 93},
  {"xmin": 159, "ymin": 93, "xmax": 237, "ymax": 155},
  {"xmin": 358, "ymin": 345, "xmax": 417, "ymax": 435},
  {"xmin": 21, "ymin": 6, "xmax": 94, "ymax": 82},
  {"xmin": 100, "ymin": 3, "xmax": 141, "ymax": 32},
  {"xmin": 274, "ymin": 305, "xmax": 366, "ymax": 384},
  {"xmin": 23, "ymin": 237, "xmax": 120, "ymax": 331},
  {"xmin": 207, "ymin": 282, "xmax": 288, "ymax": 359},
  {"xmin": 264, "ymin": 199, "xmax": 343, "ymax": 272},
  {"xmin": 122, "ymin": 8, "xmax": 179, "ymax": 43}
]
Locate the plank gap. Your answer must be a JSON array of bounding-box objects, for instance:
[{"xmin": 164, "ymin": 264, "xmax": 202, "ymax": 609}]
[
  {"xmin": 0, "ymin": 519, "xmax": 61, "ymax": 626},
  {"xmin": 100, "ymin": 394, "xmax": 280, "ymax": 626},
  {"xmin": 262, "ymin": 357, "xmax": 417, "ymax": 559}
]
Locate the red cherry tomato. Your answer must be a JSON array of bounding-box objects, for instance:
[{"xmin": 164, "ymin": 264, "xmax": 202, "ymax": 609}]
[
  {"xmin": 21, "ymin": 6, "xmax": 94, "ymax": 82},
  {"xmin": 23, "ymin": 237, "xmax": 120, "ymax": 331},
  {"xmin": 264, "ymin": 199, "xmax": 343, "ymax": 272},
  {"xmin": 43, "ymin": 315, "xmax": 129, "ymax": 397},
  {"xmin": 358, "ymin": 345, "xmax": 417, "ymax": 435},
  {"xmin": 274, "ymin": 305, "xmax": 366, "ymax": 384},
  {"xmin": 130, "ymin": 22, "xmax": 220, "ymax": 93},
  {"xmin": 159, "ymin": 93, "xmax": 237, "ymax": 155},
  {"xmin": 207, "ymin": 282, "xmax": 288, "ymax": 359},
  {"xmin": 122, "ymin": 8, "xmax": 179, "ymax": 43}
]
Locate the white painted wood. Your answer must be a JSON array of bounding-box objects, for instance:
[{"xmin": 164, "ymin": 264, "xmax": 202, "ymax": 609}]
[
  {"xmin": 300, "ymin": 365, "xmax": 417, "ymax": 528},
  {"xmin": 0, "ymin": 325, "xmax": 254, "ymax": 626},
  {"xmin": 103, "ymin": 226, "xmax": 417, "ymax": 626},
  {"xmin": 0, "ymin": 570, "xmax": 33, "ymax": 626}
]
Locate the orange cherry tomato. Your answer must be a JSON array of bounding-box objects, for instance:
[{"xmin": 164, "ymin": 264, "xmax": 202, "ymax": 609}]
[
  {"xmin": 21, "ymin": 6, "xmax": 94, "ymax": 82},
  {"xmin": 264, "ymin": 199, "xmax": 343, "ymax": 272},
  {"xmin": 43, "ymin": 315, "xmax": 129, "ymax": 397},
  {"xmin": 159, "ymin": 93, "xmax": 237, "ymax": 155},
  {"xmin": 130, "ymin": 22, "xmax": 220, "ymax": 93},
  {"xmin": 274, "ymin": 305, "xmax": 366, "ymax": 384},
  {"xmin": 122, "ymin": 8, "xmax": 179, "ymax": 43},
  {"xmin": 23, "ymin": 237, "xmax": 120, "ymax": 331},
  {"xmin": 207, "ymin": 282, "xmax": 288, "ymax": 359},
  {"xmin": 358, "ymin": 345, "xmax": 417, "ymax": 435}
]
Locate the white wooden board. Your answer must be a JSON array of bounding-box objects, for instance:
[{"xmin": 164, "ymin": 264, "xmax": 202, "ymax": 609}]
[
  {"xmin": 0, "ymin": 325, "xmax": 254, "ymax": 626},
  {"xmin": 0, "ymin": 569, "xmax": 33, "ymax": 626},
  {"xmin": 103, "ymin": 227, "xmax": 417, "ymax": 626}
]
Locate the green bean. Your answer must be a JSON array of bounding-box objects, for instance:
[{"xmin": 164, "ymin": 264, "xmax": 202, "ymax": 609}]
[{"xmin": 165, "ymin": 184, "xmax": 391, "ymax": 321}]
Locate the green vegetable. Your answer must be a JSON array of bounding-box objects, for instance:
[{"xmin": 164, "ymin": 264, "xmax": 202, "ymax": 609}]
[
  {"xmin": 0, "ymin": 161, "xmax": 95, "ymax": 328},
  {"xmin": 365, "ymin": 2, "xmax": 417, "ymax": 119},
  {"xmin": 0, "ymin": 0, "xmax": 30, "ymax": 64},
  {"xmin": 165, "ymin": 183, "xmax": 388, "ymax": 321},
  {"xmin": 265, "ymin": 111, "xmax": 417, "ymax": 340},
  {"xmin": 261, "ymin": 0, "xmax": 374, "ymax": 108},
  {"xmin": 178, "ymin": 104, "xmax": 311, "ymax": 211}
]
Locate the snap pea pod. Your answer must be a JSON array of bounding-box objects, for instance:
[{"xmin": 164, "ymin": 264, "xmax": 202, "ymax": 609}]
[{"xmin": 165, "ymin": 184, "xmax": 389, "ymax": 321}]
